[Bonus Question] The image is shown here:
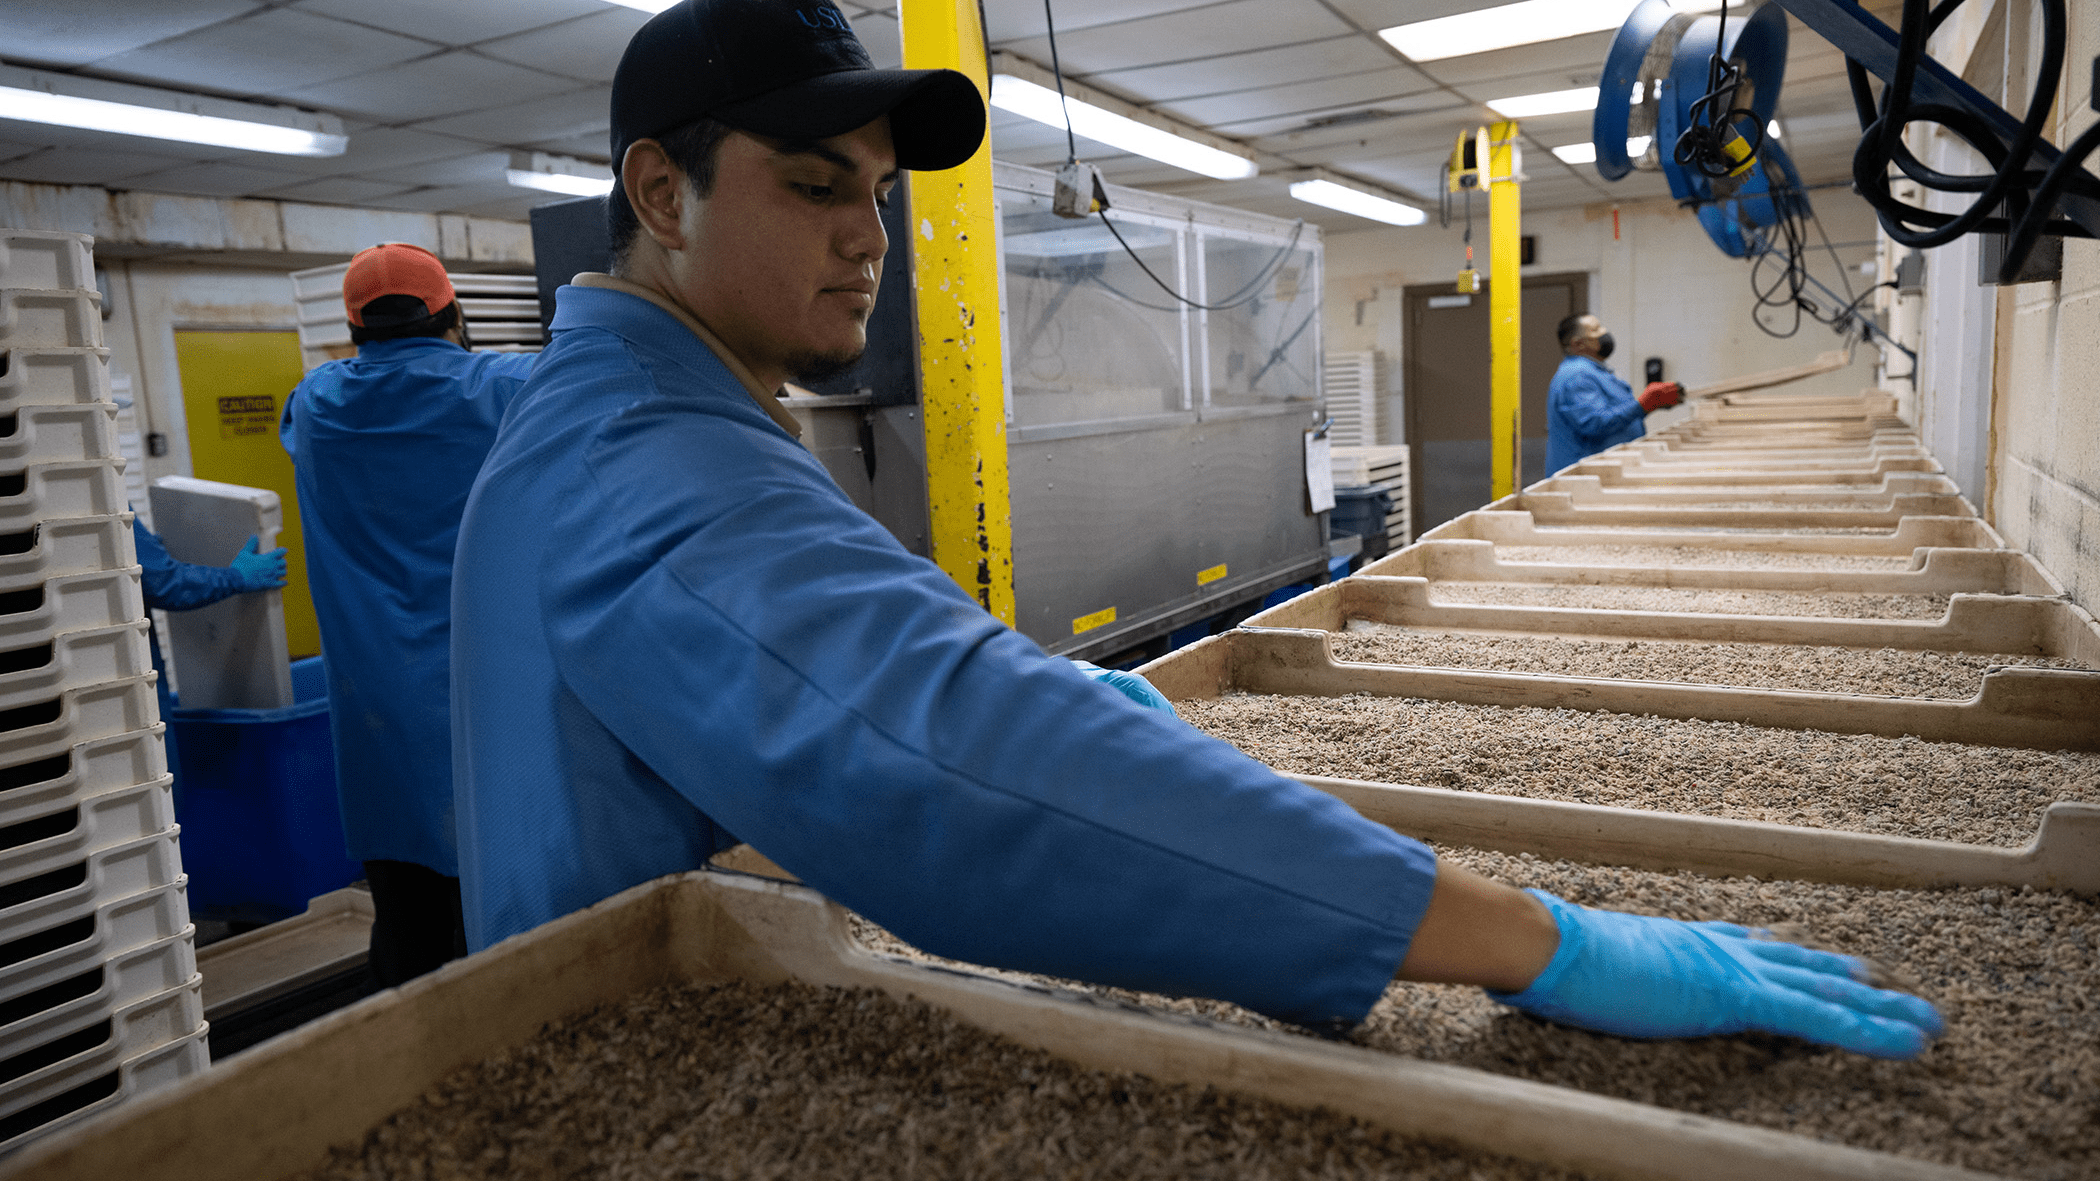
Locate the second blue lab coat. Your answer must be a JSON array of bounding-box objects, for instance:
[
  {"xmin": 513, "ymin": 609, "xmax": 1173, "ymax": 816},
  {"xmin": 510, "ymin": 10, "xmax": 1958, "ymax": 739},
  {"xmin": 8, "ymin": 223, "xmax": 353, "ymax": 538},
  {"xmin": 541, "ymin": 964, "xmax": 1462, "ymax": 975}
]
[
  {"xmin": 1545, "ymin": 354, "xmax": 1647, "ymax": 474},
  {"xmin": 282, "ymin": 337, "xmax": 534, "ymax": 875}
]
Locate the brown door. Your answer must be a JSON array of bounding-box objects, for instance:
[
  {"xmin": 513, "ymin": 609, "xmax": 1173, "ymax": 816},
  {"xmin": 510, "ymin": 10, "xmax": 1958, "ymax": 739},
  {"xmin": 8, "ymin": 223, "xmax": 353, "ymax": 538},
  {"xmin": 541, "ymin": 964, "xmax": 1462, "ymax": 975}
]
[{"xmin": 1402, "ymin": 272, "xmax": 1587, "ymax": 532}]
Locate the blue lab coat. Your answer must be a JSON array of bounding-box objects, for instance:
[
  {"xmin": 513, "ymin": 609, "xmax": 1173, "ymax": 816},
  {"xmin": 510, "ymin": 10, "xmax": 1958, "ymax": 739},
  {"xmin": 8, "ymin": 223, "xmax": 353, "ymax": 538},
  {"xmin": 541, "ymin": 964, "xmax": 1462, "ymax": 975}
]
[
  {"xmin": 282, "ymin": 337, "xmax": 535, "ymax": 875},
  {"xmin": 449, "ymin": 284, "xmax": 1440, "ymax": 1030},
  {"xmin": 1545, "ymin": 354, "xmax": 1647, "ymax": 473},
  {"xmin": 134, "ymin": 518, "xmax": 246, "ymax": 612}
]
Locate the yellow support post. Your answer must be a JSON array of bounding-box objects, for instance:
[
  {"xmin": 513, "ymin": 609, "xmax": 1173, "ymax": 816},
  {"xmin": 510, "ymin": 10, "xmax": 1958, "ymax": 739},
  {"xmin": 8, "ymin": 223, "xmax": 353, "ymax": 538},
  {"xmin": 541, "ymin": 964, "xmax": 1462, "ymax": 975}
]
[
  {"xmin": 1486, "ymin": 119, "xmax": 1523, "ymax": 500},
  {"xmin": 899, "ymin": 0, "xmax": 1015, "ymax": 624}
]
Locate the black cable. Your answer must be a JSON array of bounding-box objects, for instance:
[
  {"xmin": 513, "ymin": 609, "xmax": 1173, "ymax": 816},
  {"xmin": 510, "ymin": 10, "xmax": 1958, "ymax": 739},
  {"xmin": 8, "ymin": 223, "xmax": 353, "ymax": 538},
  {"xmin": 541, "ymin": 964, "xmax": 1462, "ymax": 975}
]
[
  {"xmin": 1096, "ymin": 212, "xmax": 1307, "ymax": 311},
  {"xmin": 1842, "ymin": 0, "xmax": 2099, "ymax": 283},
  {"xmin": 1673, "ymin": 0, "xmax": 1767, "ymax": 181},
  {"xmin": 1038, "ymin": 0, "xmax": 1295, "ymax": 311},
  {"xmin": 1041, "ymin": 0, "xmax": 1078, "ymax": 165}
]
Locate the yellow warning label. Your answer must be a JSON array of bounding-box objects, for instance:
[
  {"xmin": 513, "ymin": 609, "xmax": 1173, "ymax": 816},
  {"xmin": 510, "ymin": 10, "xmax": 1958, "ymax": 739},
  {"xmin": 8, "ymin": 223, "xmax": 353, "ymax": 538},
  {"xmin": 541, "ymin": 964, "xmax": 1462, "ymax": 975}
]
[
  {"xmin": 1196, "ymin": 563, "xmax": 1228, "ymax": 586},
  {"xmin": 217, "ymin": 394, "xmax": 278, "ymax": 440},
  {"xmin": 1072, "ymin": 606, "xmax": 1117, "ymax": 635}
]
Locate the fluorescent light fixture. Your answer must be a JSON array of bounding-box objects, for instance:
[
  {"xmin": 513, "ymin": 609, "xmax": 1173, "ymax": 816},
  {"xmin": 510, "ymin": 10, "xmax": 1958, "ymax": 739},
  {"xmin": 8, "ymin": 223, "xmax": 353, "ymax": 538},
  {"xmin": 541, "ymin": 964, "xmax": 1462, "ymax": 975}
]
[
  {"xmin": 1380, "ymin": 0, "xmax": 1723, "ymax": 63},
  {"xmin": 1767, "ymin": 119, "xmax": 1783, "ymax": 140},
  {"xmin": 507, "ymin": 152, "xmax": 614, "ymax": 197},
  {"xmin": 599, "ymin": 0, "xmax": 680, "ymax": 11},
  {"xmin": 1288, "ymin": 178, "xmax": 1426, "ymax": 226},
  {"xmin": 1488, "ymin": 87, "xmax": 1604, "ymax": 118},
  {"xmin": 1552, "ymin": 135, "xmax": 1651, "ymax": 164},
  {"xmin": 989, "ymin": 74, "xmax": 1257, "ymax": 180},
  {"xmin": 0, "ymin": 69, "xmax": 344, "ymax": 156}
]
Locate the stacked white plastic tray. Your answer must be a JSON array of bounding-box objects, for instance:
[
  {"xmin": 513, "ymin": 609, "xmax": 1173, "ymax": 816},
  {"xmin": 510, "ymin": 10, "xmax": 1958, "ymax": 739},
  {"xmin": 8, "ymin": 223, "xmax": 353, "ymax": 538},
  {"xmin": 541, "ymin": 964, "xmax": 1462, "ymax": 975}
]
[
  {"xmin": 288, "ymin": 260, "xmax": 542, "ymax": 372},
  {"xmin": 0, "ymin": 230, "xmax": 206, "ymax": 1152}
]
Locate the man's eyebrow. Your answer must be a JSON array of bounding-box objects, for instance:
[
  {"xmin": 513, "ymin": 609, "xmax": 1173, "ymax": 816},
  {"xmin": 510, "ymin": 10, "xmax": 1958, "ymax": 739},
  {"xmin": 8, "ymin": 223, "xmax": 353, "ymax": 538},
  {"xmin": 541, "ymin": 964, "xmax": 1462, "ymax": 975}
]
[{"xmin": 773, "ymin": 140, "xmax": 900, "ymax": 183}]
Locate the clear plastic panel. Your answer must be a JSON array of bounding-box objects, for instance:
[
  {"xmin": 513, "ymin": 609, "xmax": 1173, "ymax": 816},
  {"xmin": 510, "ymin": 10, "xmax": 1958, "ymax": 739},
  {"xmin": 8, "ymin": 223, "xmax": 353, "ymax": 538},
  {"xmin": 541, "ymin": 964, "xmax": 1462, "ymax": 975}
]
[
  {"xmin": 1202, "ymin": 235, "xmax": 1319, "ymax": 408},
  {"xmin": 1001, "ymin": 194, "xmax": 1186, "ymax": 429}
]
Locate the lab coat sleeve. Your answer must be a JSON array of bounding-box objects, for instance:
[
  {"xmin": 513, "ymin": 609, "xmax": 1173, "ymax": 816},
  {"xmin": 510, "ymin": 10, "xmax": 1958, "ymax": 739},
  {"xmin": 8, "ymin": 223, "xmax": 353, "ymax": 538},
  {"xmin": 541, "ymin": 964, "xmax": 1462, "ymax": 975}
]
[
  {"xmin": 132, "ymin": 518, "xmax": 245, "ymax": 612},
  {"xmin": 536, "ymin": 402, "xmax": 1439, "ymax": 1031},
  {"xmin": 1553, "ymin": 364, "xmax": 1645, "ymax": 440}
]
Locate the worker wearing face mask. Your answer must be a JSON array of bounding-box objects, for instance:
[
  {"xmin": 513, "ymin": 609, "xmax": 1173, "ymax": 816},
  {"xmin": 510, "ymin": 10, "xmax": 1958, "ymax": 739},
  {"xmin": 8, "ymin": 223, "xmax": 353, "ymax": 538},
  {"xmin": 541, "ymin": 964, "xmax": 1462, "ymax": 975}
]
[{"xmin": 1545, "ymin": 313, "xmax": 1683, "ymax": 473}]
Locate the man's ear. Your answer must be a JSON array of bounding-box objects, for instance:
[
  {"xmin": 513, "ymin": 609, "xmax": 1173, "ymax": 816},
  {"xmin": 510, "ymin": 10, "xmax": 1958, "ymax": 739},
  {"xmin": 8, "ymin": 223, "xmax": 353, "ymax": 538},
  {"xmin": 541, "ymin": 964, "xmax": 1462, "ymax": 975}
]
[{"xmin": 623, "ymin": 140, "xmax": 687, "ymax": 252}]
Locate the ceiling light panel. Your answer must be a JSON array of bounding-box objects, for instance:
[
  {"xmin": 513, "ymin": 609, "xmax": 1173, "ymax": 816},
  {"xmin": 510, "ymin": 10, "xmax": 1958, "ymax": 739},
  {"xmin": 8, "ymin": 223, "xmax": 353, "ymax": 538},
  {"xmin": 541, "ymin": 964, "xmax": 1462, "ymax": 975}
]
[
  {"xmin": 1289, "ymin": 178, "xmax": 1426, "ymax": 225},
  {"xmin": 989, "ymin": 75, "xmax": 1257, "ymax": 179},
  {"xmin": 0, "ymin": 65, "xmax": 348, "ymax": 156},
  {"xmin": 507, "ymin": 150, "xmax": 614, "ymax": 196},
  {"xmin": 1487, "ymin": 86, "xmax": 1614, "ymax": 118},
  {"xmin": 1379, "ymin": 0, "xmax": 1722, "ymax": 63}
]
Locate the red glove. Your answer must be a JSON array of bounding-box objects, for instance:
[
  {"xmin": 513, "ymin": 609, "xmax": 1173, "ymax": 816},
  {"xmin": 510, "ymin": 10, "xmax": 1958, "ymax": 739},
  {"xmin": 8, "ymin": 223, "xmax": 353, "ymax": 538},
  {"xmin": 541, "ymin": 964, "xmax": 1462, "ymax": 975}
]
[{"xmin": 1638, "ymin": 381, "xmax": 1684, "ymax": 412}]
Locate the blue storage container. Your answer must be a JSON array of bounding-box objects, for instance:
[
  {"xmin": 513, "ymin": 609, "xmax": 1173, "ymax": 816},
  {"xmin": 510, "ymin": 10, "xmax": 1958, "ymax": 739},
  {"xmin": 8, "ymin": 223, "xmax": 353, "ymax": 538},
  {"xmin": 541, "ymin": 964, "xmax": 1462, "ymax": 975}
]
[{"xmin": 168, "ymin": 656, "xmax": 359, "ymax": 924}]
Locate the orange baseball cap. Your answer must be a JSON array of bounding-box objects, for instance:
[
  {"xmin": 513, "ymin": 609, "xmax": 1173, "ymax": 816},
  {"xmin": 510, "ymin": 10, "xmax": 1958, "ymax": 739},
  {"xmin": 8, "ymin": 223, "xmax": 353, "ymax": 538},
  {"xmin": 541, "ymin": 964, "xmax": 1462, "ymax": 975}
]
[{"xmin": 342, "ymin": 243, "xmax": 456, "ymax": 327}]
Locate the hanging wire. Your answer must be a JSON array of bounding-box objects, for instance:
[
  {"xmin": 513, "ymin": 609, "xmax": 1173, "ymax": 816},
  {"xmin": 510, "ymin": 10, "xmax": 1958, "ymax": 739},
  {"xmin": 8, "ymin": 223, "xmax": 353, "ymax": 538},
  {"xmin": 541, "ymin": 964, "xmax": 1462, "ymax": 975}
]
[{"xmin": 1037, "ymin": 0, "xmax": 1302, "ymax": 312}]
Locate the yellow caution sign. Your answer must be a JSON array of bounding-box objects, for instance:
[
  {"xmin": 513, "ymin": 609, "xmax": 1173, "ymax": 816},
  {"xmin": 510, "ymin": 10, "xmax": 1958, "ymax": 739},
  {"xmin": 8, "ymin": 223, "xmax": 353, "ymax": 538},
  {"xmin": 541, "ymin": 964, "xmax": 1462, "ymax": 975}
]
[{"xmin": 1197, "ymin": 563, "xmax": 1228, "ymax": 586}]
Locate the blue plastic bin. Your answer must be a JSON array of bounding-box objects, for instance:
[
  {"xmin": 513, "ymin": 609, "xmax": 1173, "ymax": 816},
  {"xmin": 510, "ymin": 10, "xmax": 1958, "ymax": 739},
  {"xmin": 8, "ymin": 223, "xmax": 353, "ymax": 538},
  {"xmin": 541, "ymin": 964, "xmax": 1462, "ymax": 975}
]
[{"xmin": 168, "ymin": 656, "xmax": 360, "ymax": 924}]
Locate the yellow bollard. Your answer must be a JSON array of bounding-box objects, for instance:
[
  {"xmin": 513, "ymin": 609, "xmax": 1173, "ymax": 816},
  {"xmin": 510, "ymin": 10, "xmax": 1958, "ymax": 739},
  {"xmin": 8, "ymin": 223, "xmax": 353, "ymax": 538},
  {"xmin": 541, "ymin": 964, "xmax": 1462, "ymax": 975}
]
[{"xmin": 898, "ymin": 0, "xmax": 1015, "ymax": 624}]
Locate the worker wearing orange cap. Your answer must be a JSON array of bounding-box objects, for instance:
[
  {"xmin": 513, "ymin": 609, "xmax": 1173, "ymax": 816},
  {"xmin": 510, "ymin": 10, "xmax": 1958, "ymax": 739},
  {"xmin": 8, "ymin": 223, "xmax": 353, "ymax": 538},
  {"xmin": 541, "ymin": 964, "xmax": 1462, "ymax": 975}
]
[{"xmin": 281, "ymin": 242, "xmax": 537, "ymax": 989}]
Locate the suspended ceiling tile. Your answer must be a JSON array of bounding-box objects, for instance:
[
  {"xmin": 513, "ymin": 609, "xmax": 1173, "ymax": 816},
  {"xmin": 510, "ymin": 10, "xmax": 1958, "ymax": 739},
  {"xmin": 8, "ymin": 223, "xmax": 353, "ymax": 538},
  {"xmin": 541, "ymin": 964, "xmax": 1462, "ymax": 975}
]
[
  {"xmin": 88, "ymin": 8, "xmax": 440, "ymax": 97},
  {"xmin": 255, "ymin": 127, "xmax": 495, "ymax": 178},
  {"xmin": 1001, "ymin": 0, "xmax": 1352, "ymax": 79},
  {"xmin": 119, "ymin": 160, "xmax": 313, "ymax": 198},
  {"xmin": 1162, "ymin": 66, "xmax": 1439, "ymax": 130},
  {"xmin": 358, "ymin": 150, "xmax": 514, "ymax": 189},
  {"xmin": 359, "ymin": 181, "xmax": 529, "ymax": 213},
  {"xmin": 522, "ymin": 133, "xmax": 614, "ymax": 160},
  {"xmin": 1091, "ymin": 37, "xmax": 1399, "ymax": 105},
  {"xmin": 410, "ymin": 87, "xmax": 612, "ymax": 148},
  {"xmin": 255, "ymin": 176, "xmax": 420, "ymax": 206},
  {"xmin": 289, "ymin": 0, "xmax": 608, "ymax": 49},
  {"xmin": 1236, "ymin": 98, "xmax": 1477, "ymax": 152},
  {"xmin": 1449, "ymin": 63, "xmax": 1611, "ymax": 109},
  {"xmin": 0, "ymin": 0, "xmax": 262, "ymax": 69},
  {"xmin": 1322, "ymin": 0, "xmax": 1494, "ymax": 34},
  {"xmin": 474, "ymin": 8, "xmax": 652, "ymax": 84},
  {"xmin": 270, "ymin": 50, "xmax": 584, "ymax": 123},
  {"xmin": 985, "ymin": 0, "xmax": 1219, "ymax": 44},
  {"xmin": 1420, "ymin": 31, "xmax": 1616, "ymax": 88},
  {"xmin": 0, "ymin": 145, "xmax": 199, "ymax": 186}
]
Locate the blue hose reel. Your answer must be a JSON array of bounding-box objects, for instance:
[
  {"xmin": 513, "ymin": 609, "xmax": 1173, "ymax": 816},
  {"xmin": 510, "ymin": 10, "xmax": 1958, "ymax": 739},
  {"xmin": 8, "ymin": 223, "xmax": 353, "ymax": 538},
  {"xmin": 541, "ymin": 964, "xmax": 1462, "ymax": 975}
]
[{"xmin": 1592, "ymin": 0, "xmax": 1801, "ymax": 258}]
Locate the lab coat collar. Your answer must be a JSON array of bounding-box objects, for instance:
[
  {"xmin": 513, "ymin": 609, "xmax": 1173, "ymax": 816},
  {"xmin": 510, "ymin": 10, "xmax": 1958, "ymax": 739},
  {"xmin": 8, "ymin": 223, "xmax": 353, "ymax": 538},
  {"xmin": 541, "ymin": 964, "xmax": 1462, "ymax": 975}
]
[{"xmin": 564, "ymin": 273, "xmax": 803, "ymax": 440}]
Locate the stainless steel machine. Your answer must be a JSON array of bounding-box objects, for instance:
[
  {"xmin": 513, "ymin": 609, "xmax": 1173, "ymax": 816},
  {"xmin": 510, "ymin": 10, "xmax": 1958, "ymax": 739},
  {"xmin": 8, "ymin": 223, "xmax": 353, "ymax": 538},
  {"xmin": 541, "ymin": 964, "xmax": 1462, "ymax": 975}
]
[{"xmin": 527, "ymin": 162, "xmax": 1329, "ymax": 662}]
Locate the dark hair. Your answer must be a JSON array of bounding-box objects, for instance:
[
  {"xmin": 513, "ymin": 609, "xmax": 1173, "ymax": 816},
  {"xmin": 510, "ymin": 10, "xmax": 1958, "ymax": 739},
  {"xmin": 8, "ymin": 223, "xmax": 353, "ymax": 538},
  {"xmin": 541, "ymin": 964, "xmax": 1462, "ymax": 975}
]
[
  {"xmin": 350, "ymin": 295, "xmax": 461, "ymax": 344},
  {"xmin": 1555, "ymin": 312, "xmax": 1592, "ymax": 350},
  {"xmin": 607, "ymin": 116, "xmax": 737, "ymax": 274}
]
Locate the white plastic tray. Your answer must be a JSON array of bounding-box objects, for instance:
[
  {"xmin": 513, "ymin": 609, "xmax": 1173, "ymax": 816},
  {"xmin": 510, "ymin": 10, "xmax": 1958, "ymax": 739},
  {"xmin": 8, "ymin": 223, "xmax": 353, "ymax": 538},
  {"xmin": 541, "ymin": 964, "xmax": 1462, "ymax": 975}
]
[
  {"xmin": 0, "ymin": 728, "xmax": 168, "ymax": 830},
  {"xmin": 0, "ymin": 515, "xmax": 134, "ymax": 592},
  {"xmin": 0, "ymin": 929, "xmax": 196, "ymax": 1060},
  {"xmin": 0, "ymin": 233, "xmax": 93, "ymax": 294},
  {"xmin": 0, "ymin": 826, "xmax": 180, "ymax": 944},
  {"xmin": 0, "ymin": 291, "xmax": 101, "ymax": 352},
  {"xmin": 0, "ymin": 623, "xmax": 150, "ymax": 716},
  {"xmin": 0, "ymin": 349, "xmax": 111, "ymax": 411},
  {"xmin": 0, "ymin": 1024, "xmax": 208, "ymax": 1154},
  {"xmin": 0, "ymin": 777, "xmax": 174, "ymax": 889},
  {"xmin": 0, "ymin": 463, "xmax": 126, "ymax": 532},
  {"xmin": 0, "ymin": 878, "xmax": 189, "ymax": 1008},
  {"xmin": 0, "ymin": 405, "xmax": 119, "ymax": 469},
  {"xmin": 0, "ymin": 675, "xmax": 159, "ymax": 771},
  {"xmin": 0, "ymin": 974, "xmax": 204, "ymax": 1129},
  {"xmin": 0, "ymin": 573, "xmax": 143, "ymax": 652}
]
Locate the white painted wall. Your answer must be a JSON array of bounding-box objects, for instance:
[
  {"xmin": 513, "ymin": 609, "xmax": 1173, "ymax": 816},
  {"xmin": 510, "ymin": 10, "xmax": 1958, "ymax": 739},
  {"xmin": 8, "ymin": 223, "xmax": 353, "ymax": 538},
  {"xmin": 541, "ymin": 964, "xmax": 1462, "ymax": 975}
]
[{"xmin": 1321, "ymin": 187, "xmax": 1886, "ymax": 446}]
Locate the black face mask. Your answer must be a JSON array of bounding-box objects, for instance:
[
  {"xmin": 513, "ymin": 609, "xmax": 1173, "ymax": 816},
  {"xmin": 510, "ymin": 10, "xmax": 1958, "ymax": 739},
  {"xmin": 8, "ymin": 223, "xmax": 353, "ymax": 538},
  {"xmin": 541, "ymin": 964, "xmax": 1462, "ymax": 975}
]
[{"xmin": 1594, "ymin": 332, "xmax": 1616, "ymax": 360}]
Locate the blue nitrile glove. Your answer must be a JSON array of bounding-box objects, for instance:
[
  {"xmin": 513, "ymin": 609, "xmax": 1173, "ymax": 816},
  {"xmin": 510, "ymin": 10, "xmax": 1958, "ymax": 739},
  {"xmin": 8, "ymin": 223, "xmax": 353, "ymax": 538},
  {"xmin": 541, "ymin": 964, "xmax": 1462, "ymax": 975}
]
[
  {"xmin": 228, "ymin": 535, "xmax": 289, "ymax": 591},
  {"xmin": 1071, "ymin": 660, "xmax": 1178, "ymax": 715},
  {"xmin": 1489, "ymin": 889, "xmax": 1944, "ymax": 1060}
]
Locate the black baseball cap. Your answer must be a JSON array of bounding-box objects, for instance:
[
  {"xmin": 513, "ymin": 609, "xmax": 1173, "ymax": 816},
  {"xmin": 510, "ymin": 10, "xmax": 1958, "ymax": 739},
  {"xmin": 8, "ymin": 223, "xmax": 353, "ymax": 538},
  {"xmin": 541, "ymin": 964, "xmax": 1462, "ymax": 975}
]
[{"xmin": 610, "ymin": 0, "xmax": 986, "ymax": 179}]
